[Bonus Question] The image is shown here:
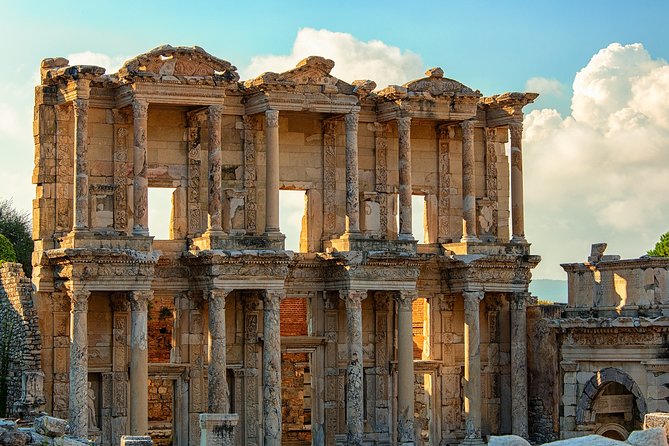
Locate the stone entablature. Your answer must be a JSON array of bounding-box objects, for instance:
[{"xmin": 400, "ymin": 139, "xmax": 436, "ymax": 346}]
[{"xmin": 29, "ymin": 45, "xmax": 540, "ymax": 446}]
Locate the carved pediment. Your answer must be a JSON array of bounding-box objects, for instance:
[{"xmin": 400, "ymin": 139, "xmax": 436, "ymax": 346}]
[
  {"xmin": 245, "ymin": 56, "xmax": 369, "ymax": 96},
  {"xmin": 118, "ymin": 45, "xmax": 240, "ymax": 85},
  {"xmin": 402, "ymin": 67, "xmax": 481, "ymax": 98}
]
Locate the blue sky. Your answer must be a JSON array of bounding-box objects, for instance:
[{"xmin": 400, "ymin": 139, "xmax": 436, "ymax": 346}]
[{"xmin": 1, "ymin": 0, "xmax": 669, "ymax": 282}]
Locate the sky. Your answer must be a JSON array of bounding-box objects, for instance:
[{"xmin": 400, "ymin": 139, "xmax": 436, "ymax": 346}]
[{"xmin": 1, "ymin": 0, "xmax": 669, "ymax": 281}]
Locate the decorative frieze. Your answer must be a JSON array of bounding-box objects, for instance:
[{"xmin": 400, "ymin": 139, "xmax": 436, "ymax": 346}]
[{"xmin": 323, "ymin": 120, "xmax": 337, "ymax": 237}]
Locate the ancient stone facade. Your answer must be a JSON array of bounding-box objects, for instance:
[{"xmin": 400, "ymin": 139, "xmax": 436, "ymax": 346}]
[
  {"xmin": 30, "ymin": 45, "xmax": 539, "ymax": 445},
  {"xmin": 529, "ymin": 244, "xmax": 669, "ymax": 443}
]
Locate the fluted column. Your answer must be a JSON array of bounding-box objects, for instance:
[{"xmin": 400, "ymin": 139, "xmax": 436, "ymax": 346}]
[
  {"xmin": 262, "ymin": 289, "xmax": 284, "ymax": 446},
  {"xmin": 68, "ymin": 289, "xmax": 90, "ymax": 438},
  {"xmin": 509, "ymin": 122, "xmax": 526, "ymax": 243},
  {"xmin": 339, "ymin": 289, "xmax": 366, "ymax": 446},
  {"xmin": 397, "ymin": 290, "xmax": 417, "ymax": 446},
  {"xmin": 461, "ymin": 120, "xmax": 480, "ymax": 242},
  {"xmin": 129, "ymin": 290, "xmax": 152, "ymax": 435},
  {"xmin": 72, "ymin": 84, "xmax": 90, "ymax": 231},
  {"xmin": 398, "ymin": 117, "xmax": 413, "ymax": 239},
  {"xmin": 345, "ymin": 112, "xmax": 360, "ymax": 234},
  {"xmin": 208, "ymin": 288, "xmax": 231, "ymax": 413},
  {"xmin": 463, "ymin": 290, "xmax": 484, "ymax": 444},
  {"xmin": 265, "ymin": 110, "xmax": 280, "ymax": 234},
  {"xmin": 511, "ymin": 292, "xmax": 529, "ymax": 437},
  {"xmin": 207, "ymin": 105, "xmax": 224, "ymax": 233},
  {"xmin": 132, "ymin": 99, "xmax": 149, "ymax": 236}
]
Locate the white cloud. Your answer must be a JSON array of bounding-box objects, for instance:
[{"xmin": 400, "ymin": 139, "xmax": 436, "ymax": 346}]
[
  {"xmin": 524, "ymin": 43, "xmax": 669, "ymax": 279},
  {"xmin": 241, "ymin": 28, "xmax": 425, "ymax": 89},
  {"xmin": 66, "ymin": 51, "xmax": 128, "ymax": 74},
  {"xmin": 525, "ymin": 77, "xmax": 565, "ymax": 97}
]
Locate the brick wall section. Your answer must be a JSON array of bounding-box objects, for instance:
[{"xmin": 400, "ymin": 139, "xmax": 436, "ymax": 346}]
[
  {"xmin": 148, "ymin": 377, "xmax": 173, "ymax": 446},
  {"xmin": 281, "ymin": 352, "xmax": 311, "ymax": 443},
  {"xmin": 280, "ymin": 298, "xmax": 307, "ymax": 336},
  {"xmin": 148, "ymin": 296, "xmax": 174, "ymax": 363},
  {"xmin": 0, "ymin": 262, "xmax": 41, "ymax": 415}
]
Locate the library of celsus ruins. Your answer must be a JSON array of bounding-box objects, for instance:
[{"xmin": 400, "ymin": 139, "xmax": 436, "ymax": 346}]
[{"xmin": 22, "ymin": 44, "xmax": 541, "ymax": 446}]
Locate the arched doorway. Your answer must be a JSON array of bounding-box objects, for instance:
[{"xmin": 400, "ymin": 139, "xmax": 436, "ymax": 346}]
[{"xmin": 576, "ymin": 368, "xmax": 646, "ymax": 434}]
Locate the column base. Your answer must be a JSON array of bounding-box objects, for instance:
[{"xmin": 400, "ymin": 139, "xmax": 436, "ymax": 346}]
[
  {"xmin": 459, "ymin": 439, "xmax": 486, "ymax": 446},
  {"xmin": 133, "ymin": 227, "xmax": 150, "ymax": 237},
  {"xmin": 399, "ymin": 442, "xmax": 416, "ymax": 446},
  {"xmin": 120, "ymin": 436, "xmax": 153, "ymax": 446},
  {"xmin": 460, "ymin": 235, "xmax": 481, "ymax": 243},
  {"xmin": 510, "ymin": 235, "xmax": 527, "ymax": 244},
  {"xmin": 398, "ymin": 232, "xmax": 415, "ymax": 241},
  {"xmin": 199, "ymin": 413, "xmax": 239, "ymax": 446}
]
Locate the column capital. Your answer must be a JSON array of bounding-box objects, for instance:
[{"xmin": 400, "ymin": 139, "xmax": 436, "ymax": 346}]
[
  {"xmin": 73, "ymin": 97, "xmax": 89, "ymax": 115},
  {"xmin": 132, "ymin": 99, "xmax": 149, "ymax": 120},
  {"xmin": 460, "ymin": 118, "xmax": 476, "ymax": 132},
  {"xmin": 69, "ymin": 290, "xmax": 90, "ymax": 312},
  {"xmin": 344, "ymin": 111, "xmax": 359, "ymax": 130},
  {"xmin": 265, "ymin": 109, "xmax": 279, "ymax": 128},
  {"xmin": 397, "ymin": 116, "xmax": 411, "ymax": 134},
  {"xmin": 510, "ymin": 291, "xmax": 530, "ymax": 311},
  {"xmin": 463, "ymin": 290, "xmax": 484, "ymax": 313},
  {"xmin": 339, "ymin": 289, "xmax": 367, "ymax": 309},
  {"xmin": 208, "ymin": 104, "xmax": 225, "ymax": 117},
  {"xmin": 509, "ymin": 121, "xmax": 523, "ymax": 141},
  {"xmin": 128, "ymin": 290, "xmax": 153, "ymax": 312},
  {"xmin": 262, "ymin": 289, "xmax": 285, "ymax": 310},
  {"xmin": 395, "ymin": 289, "xmax": 418, "ymax": 310},
  {"xmin": 208, "ymin": 288, "xmax": 233, "ymax": 309}
]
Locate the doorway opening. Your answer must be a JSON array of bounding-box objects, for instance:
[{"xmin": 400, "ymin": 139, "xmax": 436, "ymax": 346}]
[
  {"xmin": 148, "ymin": 188, "xmax": 176, "ymax": 240},
  {"xmin": 412, "ymin": 195, "xmax": 426, "ymax": 243}
]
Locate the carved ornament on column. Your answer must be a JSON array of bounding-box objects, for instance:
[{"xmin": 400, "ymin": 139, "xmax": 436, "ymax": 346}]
[
  {"xmin": 265, "ymin": 109, "xmax": 279, "ymax": 128},
  {"xmin": 207, "ymin": 104, "xmax": 224, "ymax": 232},
  {"xmin": 323, "ymin": 120, "xmax": 337, "ymax": 236},
  {"xmin": 510, "ymin": 292, "xmax": 529, "ymax": 311},
  {"xmin": 463, "ymin": 290, "xmax": 484, "ymax": 310},
  {"xmin": 395, "ymin": 289, "xmax": 418, "ymax": 310},
  {"xmin": 128, "ymin": 290, "xmax": 152, "ymax": 313}
]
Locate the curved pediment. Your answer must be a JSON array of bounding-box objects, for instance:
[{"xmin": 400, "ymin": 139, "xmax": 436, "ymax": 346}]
[
  {"xmin": 403, "ymin": 67, "xmax": 480, "ymax": 97},
  {"xmin": 118, "ymin": 45, "xmax": 239, "ymax": 84}
]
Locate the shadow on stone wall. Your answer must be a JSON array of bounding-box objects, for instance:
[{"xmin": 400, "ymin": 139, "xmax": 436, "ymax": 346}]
[{"xmin": 0, "ymin": 262, "xmax": 43, "ymax": 417}]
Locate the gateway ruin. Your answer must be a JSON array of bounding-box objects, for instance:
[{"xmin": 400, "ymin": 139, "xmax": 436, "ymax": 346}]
[{"xmin": 21, "ymin": 45, "xmax": 540, "ymax": 445}]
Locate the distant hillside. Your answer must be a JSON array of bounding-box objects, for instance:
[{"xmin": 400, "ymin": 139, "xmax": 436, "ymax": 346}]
[{"xmin": 530, "ymin": 279, "xmax": 568, "ymax": 303}]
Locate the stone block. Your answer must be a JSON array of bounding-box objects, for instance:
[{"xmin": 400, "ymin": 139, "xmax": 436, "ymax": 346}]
[
  {"xmin": 645, "ymin": 412, "xmax": 669, "ymax": 438},
  {"xmin": 34, "ymin": 415, "xmax": 68, "ymax": 437},
  {"xmin": 488, "ymin": 436, "xmax": 531, "ymax": 446},
  {"xmin": 120, "ymin": 435, "xmax": 154, "ymax": 446},
  {"xmin": 627, "ymin": 428, "xmax": 669, "ymax": 446}
]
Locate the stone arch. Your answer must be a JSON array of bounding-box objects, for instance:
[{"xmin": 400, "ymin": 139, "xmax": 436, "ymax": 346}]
[
  {"xmin": 575, "ymin": 367, "xmax": 647, "ymax": 425},
  {"xmin": 596, "ymin": 423, "xmax": 629, "ymax": 440}
]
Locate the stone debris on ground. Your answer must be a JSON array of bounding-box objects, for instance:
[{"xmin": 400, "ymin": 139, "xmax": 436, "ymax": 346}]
[{"xmin": 489, "ymin": 426, "xmax": 668, "ymax": 445}]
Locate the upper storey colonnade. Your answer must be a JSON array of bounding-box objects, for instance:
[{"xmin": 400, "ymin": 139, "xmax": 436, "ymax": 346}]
[{"xmin": 35, "ymin": 45, "xmax": 537, "ymax": 250}]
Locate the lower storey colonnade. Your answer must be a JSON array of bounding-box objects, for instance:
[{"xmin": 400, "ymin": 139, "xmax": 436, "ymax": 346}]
[{"xmin": 59, "ymin": 287, "xmax": 529, "ymax": 446}]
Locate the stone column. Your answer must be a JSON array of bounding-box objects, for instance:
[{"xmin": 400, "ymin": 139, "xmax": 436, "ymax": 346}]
[
  {"xmin": 345, "ymin": 112, "xmax": 361, "ymax": 234},
  {"xmin": 510, "ymin": 292, "xmax": 529, "ymax": 437},
  {"xmin": 264, "ymin": 110, "xmax": 280, "ymax": 234},
  {"xmin": 340, "ymin": 289, "xmax": 367, "ymax": 446},
  {"xmin": 69, "ymin": 289, "xmax": 90, "ymax": 438},
  {"xmin": 262, "ymin": 289, "xmax": 284, "ymax": 446},
  {"xmin": 509, "ymin": 122, "xmax": 526, "ymax": 243},
  {"xmin": 396, "ymin": 290, "xmax": 417, "ymax": 446},
  {"xmin": 462, "ymin": 290, "xmax": 484, "ymax": 444},
  {"xmin": 207, "ymin": 105, "xmax": 224, "ymax": 233},
  {"xmin": 398, "ymin": 117, "xmax": 413, "ymax": 240},
  {"xmin": 132, "ymin": 99, "xmax": 149, "ymax": 236},
  {"xmin": 72, "ymin": 84, "xmax": 90, "ymax": 231},
  {"xmin": 460, "ymin": 120, "xmax": 480, "ymax": 243},
  {"xmin": 208, "ymin": 288, "xmax": 231, "ymax": 413},
  {"xmin": 129, "ymin": 290, "xmax": 152, "ymax": 435}
]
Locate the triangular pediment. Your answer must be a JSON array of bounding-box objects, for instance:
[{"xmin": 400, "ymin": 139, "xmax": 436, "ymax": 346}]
[
  {"xmin": 118, "ymin": 45, "xmax": 239, "ymax": 84},
  {"xmin": 245, "ymin": 56, "xmax": 356, "ymax": 94}
]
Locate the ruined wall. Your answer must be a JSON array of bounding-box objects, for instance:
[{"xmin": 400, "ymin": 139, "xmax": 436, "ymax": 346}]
[
  {"xmin": 0, "ymin": 263, "xmax": 41, "ymax": 416},
  {"xmin": 527, "ymin": 304, "xmax": 562, "ymax": 444}
]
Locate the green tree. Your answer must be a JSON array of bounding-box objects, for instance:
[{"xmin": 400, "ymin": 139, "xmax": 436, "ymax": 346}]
[
  {"xmin": 0, "ymin": 200, "xmax": 32, "ymax": 275},
  {"xmin": 648, "ymin": 231, "xmax": 669, "ymax": 257},
  {"xmin": 0, "ymin": 234, "xmax": 16, "ymax": 264}
]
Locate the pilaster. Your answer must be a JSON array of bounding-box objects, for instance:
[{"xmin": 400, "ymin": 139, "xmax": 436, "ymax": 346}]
[
  {"xmin": 69, "ymin": 289, "xmax": 90, "ymax": 438},
  {"xmin": 398, "ymin": 117, "xmax": 413, "ymax": 240},
  {"xmin": 262, "ymin": 289, "xmax": 284, "ymax": 446},
  {"xmin": 340, "ymin": 289, "xmax": 367, "ymax": 446},
  {"xmin": 132, "ymin": 99, "xmax": 149, "ymax": 236},
  {"xmin": 207, "ymin": 105, "xmax": 225, "ymax": 233}
]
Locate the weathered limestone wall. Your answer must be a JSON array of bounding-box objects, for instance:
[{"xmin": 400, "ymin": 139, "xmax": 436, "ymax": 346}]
[{"xmin": 0, "ymin": 262, "xmax": 42, "ymax": 416}]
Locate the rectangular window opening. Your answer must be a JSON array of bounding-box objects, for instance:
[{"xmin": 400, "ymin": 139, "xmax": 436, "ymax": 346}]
[
  {"xmin": 148, "ymin": 187, "xmax": 176, "ymax": 240},
  {"xmin": 412, "ymin": 195, "xmax": 426, "ymax": 244},
  {"xmin": 279, "ymin": 189, "xmax": 307, "ymax": 252}
]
